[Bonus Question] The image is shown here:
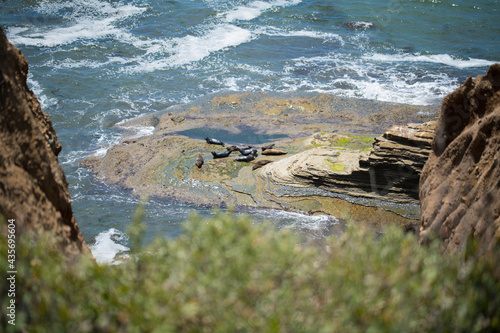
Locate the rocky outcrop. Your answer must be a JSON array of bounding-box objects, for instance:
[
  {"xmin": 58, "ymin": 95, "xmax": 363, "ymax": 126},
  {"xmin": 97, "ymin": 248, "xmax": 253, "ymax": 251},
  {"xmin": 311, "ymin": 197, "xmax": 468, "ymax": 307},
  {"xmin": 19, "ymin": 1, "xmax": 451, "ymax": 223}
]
[
  {"xmin": 368, "ymin": 122, "xmax": 434, "ymax": 200},
  {"xmin": 0, "ymin": 28, "xmax": 91, "ymax": 259},
  {"xmin": 261, "ymin": 122, "xmax": 434, "ymax": 202},
  {"xmin": 419, "ymin": 64, "xmax": 500, "ymax": 254},
  {"xmin": 83, "ymin": 90, "xmax": 437, "ymax": 225}
]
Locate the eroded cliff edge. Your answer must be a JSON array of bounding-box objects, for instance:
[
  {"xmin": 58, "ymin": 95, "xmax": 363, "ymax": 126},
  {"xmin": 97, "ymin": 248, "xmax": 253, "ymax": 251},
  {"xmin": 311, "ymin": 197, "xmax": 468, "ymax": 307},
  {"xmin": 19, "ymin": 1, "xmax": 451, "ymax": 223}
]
[
  {"xmin": 0, "ymin": 28, "xmax": 91, "ymax": 259},
  {"xmin": 420, "ymin": 63, "xmax": 500, "ymax": 254}
]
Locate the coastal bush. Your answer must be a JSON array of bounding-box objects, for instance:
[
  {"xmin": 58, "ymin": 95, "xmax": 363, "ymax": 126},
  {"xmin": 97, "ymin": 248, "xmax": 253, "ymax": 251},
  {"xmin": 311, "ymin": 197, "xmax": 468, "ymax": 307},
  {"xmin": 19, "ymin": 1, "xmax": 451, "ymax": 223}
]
[{"xmin": 1, "ymin": 212, "xmax": 499, "ymax": 332}]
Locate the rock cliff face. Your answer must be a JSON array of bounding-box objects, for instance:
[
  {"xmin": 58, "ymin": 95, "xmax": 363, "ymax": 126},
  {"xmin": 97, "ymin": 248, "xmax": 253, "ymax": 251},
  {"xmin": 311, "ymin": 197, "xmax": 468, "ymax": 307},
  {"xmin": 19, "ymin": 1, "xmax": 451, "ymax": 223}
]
[
  {"xmin": 0, "ymin": 28, "xmax": 91, "ymax": 259},
  {"xmin": 420, "ymin": 64, "xmax": 500, "ymax": 254}
]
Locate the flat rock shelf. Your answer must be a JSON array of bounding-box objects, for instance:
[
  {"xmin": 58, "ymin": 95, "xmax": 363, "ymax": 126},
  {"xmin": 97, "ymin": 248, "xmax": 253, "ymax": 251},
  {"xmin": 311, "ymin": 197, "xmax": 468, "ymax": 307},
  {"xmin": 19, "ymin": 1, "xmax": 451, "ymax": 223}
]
[{"xmin": 81, "ymin": 91, "xmax": 439, "ymax": 228}]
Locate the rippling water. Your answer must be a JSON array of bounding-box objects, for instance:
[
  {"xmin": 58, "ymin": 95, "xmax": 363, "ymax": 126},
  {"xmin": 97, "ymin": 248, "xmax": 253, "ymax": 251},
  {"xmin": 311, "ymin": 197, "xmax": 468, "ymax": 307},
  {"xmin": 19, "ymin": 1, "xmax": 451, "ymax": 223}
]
[{"xmin": 2, "ymin": 0, "xmax": 498, "ymax": 262}]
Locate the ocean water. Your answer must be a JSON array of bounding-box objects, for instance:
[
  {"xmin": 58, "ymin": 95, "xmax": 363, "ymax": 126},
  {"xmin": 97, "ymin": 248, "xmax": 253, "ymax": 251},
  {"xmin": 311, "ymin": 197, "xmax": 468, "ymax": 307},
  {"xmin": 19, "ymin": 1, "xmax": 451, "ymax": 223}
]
[{"xmin": 2, "ymin": 0, "xmax": 499, "ymax": 263}]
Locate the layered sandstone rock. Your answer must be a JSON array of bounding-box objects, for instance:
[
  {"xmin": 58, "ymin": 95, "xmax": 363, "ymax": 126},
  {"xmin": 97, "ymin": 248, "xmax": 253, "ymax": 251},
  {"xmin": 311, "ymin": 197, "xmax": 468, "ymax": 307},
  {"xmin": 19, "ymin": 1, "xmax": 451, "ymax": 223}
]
[
  {"xmin": 420, "ymin": 64, "xmax": 500, "ymax": 254},
  {"xmin": 0, "ymin": 28, "xmax": 91, "ymax": 259},
  {"xmin": 260, "ymin": 122, "xmax": 434, "ymax": 204},
  {"xmin": 367, "ymin": 122, "xmax": 435, "ymax": 200}
]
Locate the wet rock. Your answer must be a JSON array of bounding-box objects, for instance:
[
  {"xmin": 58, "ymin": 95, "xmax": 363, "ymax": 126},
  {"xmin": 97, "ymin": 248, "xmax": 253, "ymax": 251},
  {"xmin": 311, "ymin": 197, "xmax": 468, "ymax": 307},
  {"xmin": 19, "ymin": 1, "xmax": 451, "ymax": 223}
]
[
  {"xmin": 342, "ymin": 21, "xmax": 376, "ymax": 30},
  {"xmin": 419, "ymin": 64, "xmax": 500, "ymax": 254}
]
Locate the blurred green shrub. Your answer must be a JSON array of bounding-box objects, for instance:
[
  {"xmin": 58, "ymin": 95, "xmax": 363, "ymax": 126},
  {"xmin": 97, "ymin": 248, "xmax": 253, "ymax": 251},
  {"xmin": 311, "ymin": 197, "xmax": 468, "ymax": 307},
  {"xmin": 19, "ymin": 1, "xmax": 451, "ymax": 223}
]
[{"xmin": 1, "ymin": 212, "xmax": 499, "ymax": 332}]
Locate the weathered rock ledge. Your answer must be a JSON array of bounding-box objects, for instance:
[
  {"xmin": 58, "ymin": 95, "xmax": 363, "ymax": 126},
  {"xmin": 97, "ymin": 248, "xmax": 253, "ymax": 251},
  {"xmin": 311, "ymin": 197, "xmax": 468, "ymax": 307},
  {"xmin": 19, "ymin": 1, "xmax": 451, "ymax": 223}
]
[
  {"xmin": 263, "ymin": 122, "xmax": 434, "ymax": 203},
  {"xmin": 0, "ymin": 28, "xmax": 91, "ymax": 259},
  {"xmin": 82, "ymin": 91, "xmax": 438, "ymax": 227}
]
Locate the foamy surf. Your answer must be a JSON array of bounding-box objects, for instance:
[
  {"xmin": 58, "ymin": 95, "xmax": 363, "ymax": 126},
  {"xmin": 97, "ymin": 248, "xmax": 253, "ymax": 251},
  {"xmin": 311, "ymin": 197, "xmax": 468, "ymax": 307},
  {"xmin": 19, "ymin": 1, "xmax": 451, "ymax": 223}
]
[
  {"xmin": 243, "ymin": 208, "xmax": 341, "ymax": 239},
  {"xmin": 89, "ymin": 228, "xmax": 130, "ymax": 265},
  {"xmin": 364, "ymin": 53, "xmax": 497, "ymax": 69},
  {"xmin": 221, "ymin": 0, "xmax": 302, "ymax": 22},
  {"xmin": 129, "ymin": 24, "xmax": 253, "ymax": 72},
  {"xmin": 8, "ymin": 0, "xmax": 145, "ymax": 47}
]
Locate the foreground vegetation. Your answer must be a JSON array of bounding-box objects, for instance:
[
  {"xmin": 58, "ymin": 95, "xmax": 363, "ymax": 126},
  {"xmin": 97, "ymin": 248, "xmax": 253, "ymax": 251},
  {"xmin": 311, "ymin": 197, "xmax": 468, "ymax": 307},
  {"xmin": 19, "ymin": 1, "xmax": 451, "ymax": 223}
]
[{"xmin": 1, "ymin": 211, "xmax": 499, "ymax": 332}]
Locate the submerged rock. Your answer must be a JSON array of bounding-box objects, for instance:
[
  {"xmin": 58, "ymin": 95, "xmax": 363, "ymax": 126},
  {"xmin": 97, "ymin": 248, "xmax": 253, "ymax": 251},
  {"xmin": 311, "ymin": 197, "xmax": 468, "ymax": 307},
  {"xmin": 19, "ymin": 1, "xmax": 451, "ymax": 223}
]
[{"xmin": 419, "ymin": 64, "xmax": 500, "ymax": 254}]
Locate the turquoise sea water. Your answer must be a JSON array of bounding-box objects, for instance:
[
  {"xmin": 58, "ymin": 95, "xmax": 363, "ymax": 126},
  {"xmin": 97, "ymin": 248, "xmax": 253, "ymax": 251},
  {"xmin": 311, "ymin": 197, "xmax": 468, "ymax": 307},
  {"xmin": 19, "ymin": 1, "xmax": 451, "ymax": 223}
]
[{"xmin": 2, "ymin": 0, "xmax": 499, "ymax": 262}]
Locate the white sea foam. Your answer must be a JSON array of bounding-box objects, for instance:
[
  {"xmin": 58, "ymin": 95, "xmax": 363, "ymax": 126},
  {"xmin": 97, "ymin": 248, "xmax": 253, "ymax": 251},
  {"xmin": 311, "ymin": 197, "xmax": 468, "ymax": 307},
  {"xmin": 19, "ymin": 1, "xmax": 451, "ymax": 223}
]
[
  {"xmin": 364, "ymin": 53, "xmax": 497, "ymax": 69},
  {"xmin": 288, "ymin": 53, "xmax": 460, "ymax": 105},
  {"xmin": 169, "ymin": 25, "xmax": 253, "ymax": 65},
  {"xmin": 247, "ymin": 208, "xmax": 338, "ymax": 230},
  {"xmin": 222, "ymin": 0, "xmax": 302, "ymax": 22},
  {"xmin": 258, "ymin": 26, "xmax": 344, "ymax": 44},
  {"xmin": 125, "ymin": 126, "xmax": 156, "ymax": 139},
  {"xmin": 43, "ymin": 56, "xmax": 130, "ymax": 70},
  {"xmin": 26, "ymin": 75, "xmax": 58, "ymax": 109},
  {"xmin": 89, "ymin": 228, "xmax": 129, "ymax": 265},
  {"xmin": 8, "ymin": 0, "xmax": 145, "ymax": 47},
  {"xmin": 129, "ymin": 24, "xmax": 253, "ymax": 72},
  {"xmin": 224, "ymin": 1, "xmax": 273, "ymax": 22}
]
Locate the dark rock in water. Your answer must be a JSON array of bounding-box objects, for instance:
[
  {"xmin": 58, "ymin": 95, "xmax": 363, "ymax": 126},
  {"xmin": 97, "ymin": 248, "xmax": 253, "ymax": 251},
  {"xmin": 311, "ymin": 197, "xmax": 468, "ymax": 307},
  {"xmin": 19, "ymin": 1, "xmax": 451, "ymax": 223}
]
[
  {"xmin": 211, "ymin": 151, "xmax": 231, "ymax": 158},
  {"xmin": 252, "ymin": 160, "xmax": 273, "ymax": 170},
  {"xmin": 419, "ymin": 63, "xmax": 500, "ymax": 255},
  {"xmin": 0, "ymin": 28, "xmax": 91, "ymax": 259},
  {"xmin": 195, "ymin": 154, "xmax": 204, "ymax": 168},
  {"xmin": 262, "ymin": 148, "xmax": 287, "ymax": 155},
  {"xmin": 261, "ymin": 143, "xmax": 275, "ymax": 151},
  {"xmin": 205, "ymin": 137, "xmax": 225, "ymax": 146}
]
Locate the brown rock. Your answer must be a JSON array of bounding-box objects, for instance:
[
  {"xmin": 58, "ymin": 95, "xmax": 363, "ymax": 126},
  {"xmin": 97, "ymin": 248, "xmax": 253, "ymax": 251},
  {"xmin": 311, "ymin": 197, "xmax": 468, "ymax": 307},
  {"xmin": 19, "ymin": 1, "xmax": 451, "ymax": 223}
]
[
  {"xmin": 171, "ymin": 115, "xmax": 185, "ymax": 124},
  {"xmin": 261, "ymin": 123, "xmax": 434, "ymax": 204},
  {"xmin": 0, "ymin": 28, "xmax": 91, "ymax": 259},
  {"xmin": 419, "ymin": 63, "xmax": 500, "ymax": 254},
  {"xmin": 368, "ymin": 122, "xmax": 434, "ymax": 199}
]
